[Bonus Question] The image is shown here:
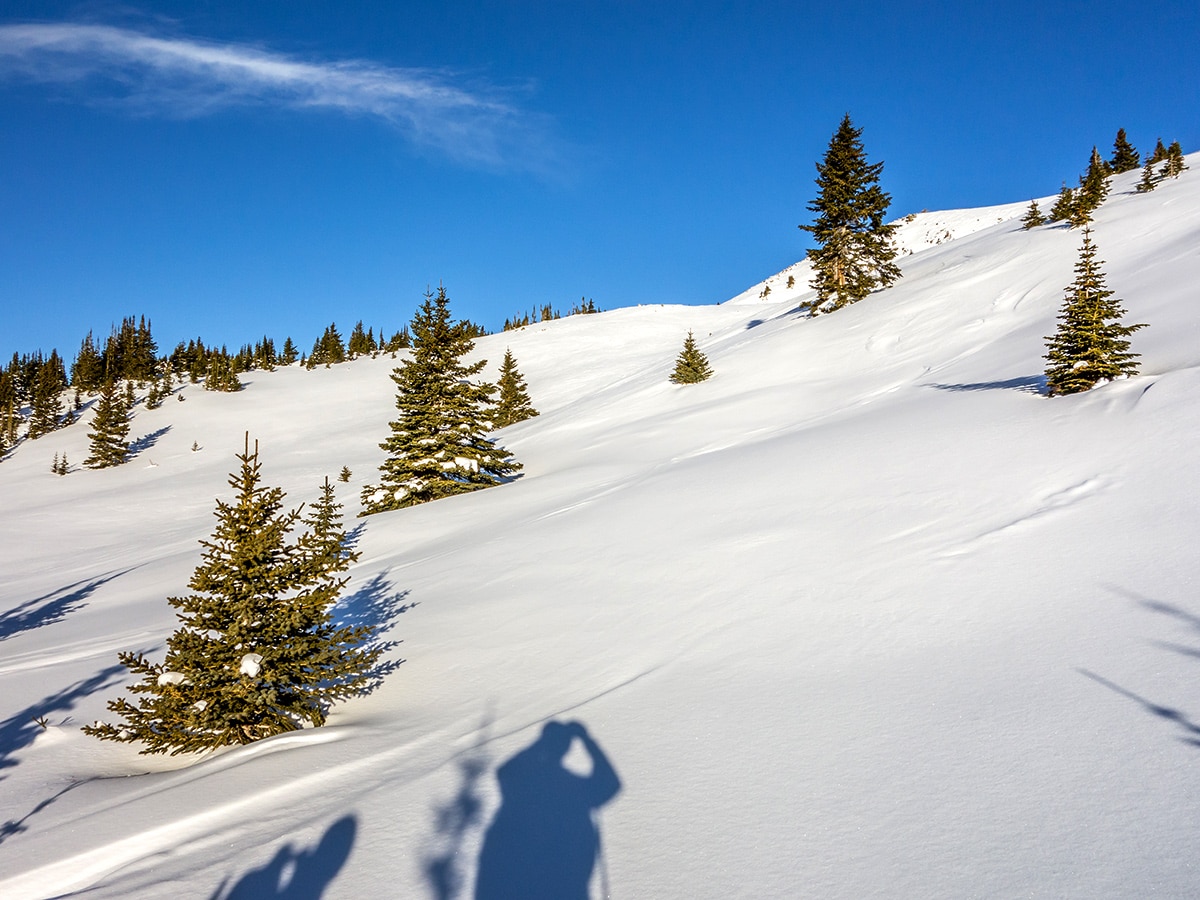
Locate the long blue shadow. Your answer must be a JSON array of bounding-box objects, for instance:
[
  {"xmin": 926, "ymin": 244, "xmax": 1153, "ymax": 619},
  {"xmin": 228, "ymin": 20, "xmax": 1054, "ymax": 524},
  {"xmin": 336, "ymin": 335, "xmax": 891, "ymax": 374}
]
[
  {"xmin": 210, "ymin": 815, "xmax": 357, "ymax": 900},
  {"xmin": 0, "ymin": 570, "xmax": 128, "ymax": 641},
  {"xmin": 474, "ymin": 720, "xmax": 620, "ymax": 900}
]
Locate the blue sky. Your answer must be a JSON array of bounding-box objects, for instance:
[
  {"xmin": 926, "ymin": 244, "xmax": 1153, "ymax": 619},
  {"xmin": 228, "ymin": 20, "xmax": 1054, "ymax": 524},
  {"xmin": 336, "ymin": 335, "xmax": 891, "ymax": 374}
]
[{"xmin": 2, "ymin": 1, "xmax": 1197, "ymax": 361}]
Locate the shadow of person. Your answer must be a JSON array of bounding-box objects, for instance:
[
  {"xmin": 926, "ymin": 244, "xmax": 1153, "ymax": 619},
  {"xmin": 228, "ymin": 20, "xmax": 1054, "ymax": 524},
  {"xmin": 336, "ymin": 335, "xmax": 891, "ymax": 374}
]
[
  {"xmin": 211, "ymin": 814, "xmax": 357, "ymax": 899},
  {"xmin": 475, "ymin": 720, "xmax": 620, "ymax": 900}
]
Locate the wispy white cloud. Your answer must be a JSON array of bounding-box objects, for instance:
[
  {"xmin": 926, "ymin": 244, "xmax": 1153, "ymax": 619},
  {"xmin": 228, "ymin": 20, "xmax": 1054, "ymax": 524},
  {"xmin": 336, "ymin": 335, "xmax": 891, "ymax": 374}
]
[{"xmin": 0, "ymin": 22, "xmax": 556, "ymax": 169}]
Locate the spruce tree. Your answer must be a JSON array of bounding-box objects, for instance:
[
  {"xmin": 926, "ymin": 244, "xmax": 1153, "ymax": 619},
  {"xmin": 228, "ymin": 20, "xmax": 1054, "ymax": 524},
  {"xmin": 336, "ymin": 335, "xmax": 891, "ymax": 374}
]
[
  {"xmin": 204, "ymin": 353, "xmax": 241, "ymax": 392},
  {"xmin": 669, "ymin": 332, "xmax": 714, "ymax": 384},
  {"xmin": 1149, "ymin": 137, "xmax": 1168, "ymax": 164},
  {"xmin": 348, "ymin": 321, "xmax": 371, "ymax": 358},
  {"xmin": 1044, "ymin": 228, "xmax": 1145, "ymax": 396},
  {"xmin": 1109, "ymin": 128, "xmax": 1140, "ymax": 173},
  {"xmin": 361, "ymin": 286, "xmax": 520, "ymax": 514},
  {"xmin": 281, "ymin": 337, "xmax": 299, "ymax": 366},
  {"xmin": 71, "ymin": 331, "xmax": 106, "ymax": 393},
  {"xmin": 1164, "ymin": 141, "xmax": 1187, "ymax": 178},
  {"xmin": 799, "ymin": 114, "xmax": 901, "ymax": 313},
  {"xmin": 1048, "ymin": 183, "xmax": 1077, "ymax": 223},
  {"xmin": 2, "ymin": 396, "xmax": 16, "ymax": 451},
  {"xmin": 84, "ymin": 439, "xmax": 381, "ymax": 754},
  {"xmin": 1021, "ymin": 200, "xmax": 1046, "ymax": 229},
  {"xmin": 493, "ymin": 348, "xmax": 539, "ymax": 428},
  {"xmin": 1074, "ymin": 146, "xmax": 1110, "ymax": 223},
  {"xmin": 27, "ymin": 358, "xmax": 66, "ymax": 439},
  {"xmin": 84, "ymin": 379, "xmax": 131, "ymax": 468},
  {"xmin": 1135, "ymin": 158, "xmax": 1158, "ymax": 193}
]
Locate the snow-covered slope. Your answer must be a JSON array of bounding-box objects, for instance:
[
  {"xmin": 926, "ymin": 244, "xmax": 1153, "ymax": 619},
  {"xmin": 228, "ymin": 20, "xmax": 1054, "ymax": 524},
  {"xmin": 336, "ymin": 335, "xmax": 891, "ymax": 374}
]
[
  {"xmin": 725, "ymin": 195, "xmax": 1046, "ymax": 307},
  {"xmin": 2, "ymin": 161, "xmax": 1199, "ymax": 899}
]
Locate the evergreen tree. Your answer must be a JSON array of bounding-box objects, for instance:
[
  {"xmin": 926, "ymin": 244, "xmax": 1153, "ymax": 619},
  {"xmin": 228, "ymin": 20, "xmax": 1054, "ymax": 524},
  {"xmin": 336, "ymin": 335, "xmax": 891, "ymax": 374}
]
[
  {"xmin": 1074, "ymin": 146, "xmax": 1110, "ymax": 222},
  {"xmin": 27, "ymin": 358, "xmax": 65, "ymax": 439},
  {"xmin": 800, "ymin": 115, "xmax": 901, "ymax": 312},
  {"xmin": 1048, "ymin": 183, "xmax": 1077, "ymax": 223},
  {"xmin": 669, "ymin": 332, "xmax": 714, "ymax": 384},
  {"xmin": 1135, "ymin": 158, "xmax": 1158, "ymax": 193},
  {"xmin": 493, "ymin": 348, "xmax": 539, "ymax": 427},
  {"xmin": 1, "ymin": 395, "xmax": 16, "ymax": 451},
  {"xmin": 84, "ymin": 438, "xmax": 381, "ymax": 753},
  {"xmin": 1109, "ymin": 128, "xmax": 1140, "ymax": 173},
  {"xmin": 1021, "ymin": 199, "xmax": 1046, "ymax": 229},
  {"xmin": 84, "ymin": 379, "xmax": 131, "ymax": 468},
  {"xmin": 204, "ymin": 352, "xmax": 242, "ymax": 392},
  {"xmin": 1164, "ymin": 141, "xmax": 1188, "ymax": 178},
  {"xmin": 309, "ymin": 323, "xmax": 346, "ymax": 368},
  {"xmin": 361, "ymin": 286, "xmax": 520, "ymax": 514},
  {"xmin": 145, "ymin": 376, "xmax": 165, "ymax": 409},
  {"xmin": 348, "ymin": 321, "xmax": 371, "ymax": 358},
  {"xmin": 1044, "ymin": 228, "xmax": 1145, "ymax": 396},
  {"xmin": 338, "ymin": 465, "xmax": 352, "ymax": 483},
  {"xmin": 281, "ymin": 337, "xmax": 299, "ymax": 366},
  {"xmin": 1149, "ymin": 137, "xmax": 1168, "ymax": 164},
  {"xmin": 71, "ymin": 331, "xmax": 106, "ymax": 393},
  {"xmin": 102, "ymin": 316, "xmax": 158, "ymax": 383}
]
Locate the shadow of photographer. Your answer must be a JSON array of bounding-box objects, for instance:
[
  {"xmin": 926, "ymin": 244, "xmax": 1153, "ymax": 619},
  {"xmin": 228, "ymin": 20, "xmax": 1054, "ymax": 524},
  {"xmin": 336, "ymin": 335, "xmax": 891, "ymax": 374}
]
[{"xmin": 475, "ymin": 720, "xmax": 620, "ymax": 900}]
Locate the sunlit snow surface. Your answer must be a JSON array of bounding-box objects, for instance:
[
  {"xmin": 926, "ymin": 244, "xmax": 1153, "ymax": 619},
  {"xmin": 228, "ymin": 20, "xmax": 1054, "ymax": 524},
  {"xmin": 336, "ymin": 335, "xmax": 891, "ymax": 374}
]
[{"xmin": 2, "ymin": 161, "xmax": 1199, "ymax": 898}]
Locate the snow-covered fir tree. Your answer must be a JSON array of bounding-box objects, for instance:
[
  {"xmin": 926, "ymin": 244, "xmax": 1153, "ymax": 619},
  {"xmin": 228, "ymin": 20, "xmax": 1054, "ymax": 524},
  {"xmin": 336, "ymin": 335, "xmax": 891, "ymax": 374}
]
[
  {"xmin": 799, "ymin": 114, "xmax": 900, "ymax": 313},
  {"xmin": 1044, "ymin": 228, "xmax": 1145, "ymax": 396},
  {"xmin": 361, "ymin": 286, "xmax": 520, "ymax": 514},
  {"xmin": 493, "ymin": 348, "xmax": 539, "ymax": 428},
  {"xmin": 1109, "ymin": 128, "xmax": 1140, "ymax": 173},
  {"xmin": 84, "ymin": 438, "xmax": 382, "ymax": 753},
  {"xmin": 1021, "ymin": 200, "xmax": 1046, "ymax": 229},
  {"xmin": 84, "ymin": 379, "xmax": 131, "ymax": 468},
  {"xmin": 669, "ymin": 332, "xmax": 714, "ymax": 384}
]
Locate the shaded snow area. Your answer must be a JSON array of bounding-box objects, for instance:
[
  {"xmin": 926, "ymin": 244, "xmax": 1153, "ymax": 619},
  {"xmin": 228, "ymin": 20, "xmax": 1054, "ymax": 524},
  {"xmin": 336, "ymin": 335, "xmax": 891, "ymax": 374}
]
[{"xmin": 2, "ymin": 160, "xmax": 1200, "ymax": 898}]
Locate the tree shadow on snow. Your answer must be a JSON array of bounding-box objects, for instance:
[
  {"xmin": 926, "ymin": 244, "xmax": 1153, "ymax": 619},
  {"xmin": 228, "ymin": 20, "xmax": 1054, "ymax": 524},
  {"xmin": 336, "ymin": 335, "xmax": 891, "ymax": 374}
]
[
  {"xmin": 927, "ymin": 375, "xmax": 1046, "ymax": 394},
  {"xmin": 1078, "ymin": 590, "xmax": 1200, "ymax": 750},
  {"xmin": 474, "ymin": 720, "xmax": 620, "ymax": 900},
  {"xmin": 128, "ymin": 424, "xmax": 171, "ymax": 457},
  {"xmin": 0, "ymin": 664, "xmax": 125, "ymax": 781},
  {"xmin": 745, "ymin": 304, "xmax": 810, "ymax": 330},
  {"xmin": 209, "ymin": 815, "xmax": 357, "ymax": 900},
  {"xmin": 1077, "ymin": 669, "xmax": 1200, "ymax": 749},
  {"xmin": 0, "ymin": 779, "xmax": 92, "ymax": 846},
  {"xmin": 0, "ymin": 570, "xmax": 128, "ymax": 641},
  {"xmin": 0, "ymin": 664, "xmax": 126, "ymax": 844},
  {"xmin": 422, "ymin": 716, "xmax": 492, "ymax": 900},
  {"xmin": 334, "ymin": 571, "xmax": 414, "ymax": 693}
]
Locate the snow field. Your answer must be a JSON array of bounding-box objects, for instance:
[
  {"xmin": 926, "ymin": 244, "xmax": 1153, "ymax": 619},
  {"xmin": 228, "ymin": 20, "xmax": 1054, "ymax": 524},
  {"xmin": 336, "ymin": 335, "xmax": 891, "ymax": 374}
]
[{"xmin": 1, "ymin": 158, "xmax": 1199, "ymax": 898}]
